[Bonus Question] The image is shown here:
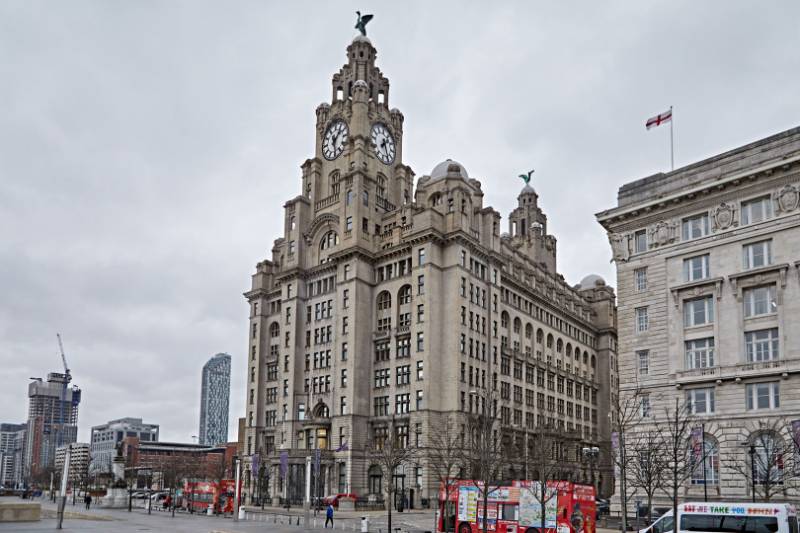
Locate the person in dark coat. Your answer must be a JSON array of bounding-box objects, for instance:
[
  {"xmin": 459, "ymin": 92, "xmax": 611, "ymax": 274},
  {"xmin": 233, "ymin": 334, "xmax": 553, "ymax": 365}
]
[
  {"xmin": 84, "ymin": 494, "xmax": 92, "ymax": 510},
  {"xmin": 325, "ymin": 503, "xmax": 334, "ymax": 528}
]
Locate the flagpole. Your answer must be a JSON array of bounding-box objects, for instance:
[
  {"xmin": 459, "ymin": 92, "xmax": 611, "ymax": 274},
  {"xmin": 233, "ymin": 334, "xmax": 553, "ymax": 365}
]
[{"xmin": 670, "ymin": 105, "xmax": 674, "ymax": 171}]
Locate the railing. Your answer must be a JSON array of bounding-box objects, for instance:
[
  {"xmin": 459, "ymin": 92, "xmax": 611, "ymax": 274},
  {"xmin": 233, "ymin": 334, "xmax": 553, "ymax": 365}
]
[
  {"xmin": 315, "ymin": 194, "xmax": 339, "ymax": 210},
  {"xmin": 376, "ymin": 196, "xmax": 395, "ymax": 212}
]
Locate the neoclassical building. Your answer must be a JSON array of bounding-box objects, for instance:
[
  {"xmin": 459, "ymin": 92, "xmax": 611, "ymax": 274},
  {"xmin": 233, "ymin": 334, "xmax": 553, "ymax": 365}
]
[
  {"xmin": 241, "ymin": 35, "xmax": 617, "ymax": 506},
  {"xmin": 597, "ymin": 126, "xmax": 800, "ymax": 503}
]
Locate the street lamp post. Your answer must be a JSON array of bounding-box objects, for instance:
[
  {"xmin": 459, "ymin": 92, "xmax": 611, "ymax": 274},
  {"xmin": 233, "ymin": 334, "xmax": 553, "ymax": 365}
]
[
  {"xmin": 581, "ymin": 446, "xmax": 599, "ymax": 492},
  {"xmin": 749, "ymin": 445, "xmax": 757, "ymax": 503}
]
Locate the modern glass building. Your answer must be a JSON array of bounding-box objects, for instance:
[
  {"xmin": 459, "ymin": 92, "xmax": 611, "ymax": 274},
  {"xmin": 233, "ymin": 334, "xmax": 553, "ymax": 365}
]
[{"xmin": 199, "ymin": 353, "xmax": 231, "ymax": 446}]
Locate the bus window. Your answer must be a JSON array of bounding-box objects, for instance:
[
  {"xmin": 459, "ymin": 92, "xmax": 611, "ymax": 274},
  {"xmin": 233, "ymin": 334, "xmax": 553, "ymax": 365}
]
[
  {"xmin": 680, "ymin": 515, "xmax": 778, "ymax": 533},
  {"xmin": 500, "ymin": 504, "xmax": 518, "ymax": 521}
]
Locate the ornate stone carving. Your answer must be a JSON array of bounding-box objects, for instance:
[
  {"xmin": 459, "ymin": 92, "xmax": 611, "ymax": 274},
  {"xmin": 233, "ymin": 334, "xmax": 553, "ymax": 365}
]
[
  {"xmin": 776, "ymin": 184, "xmax": 799, "ymax": 213},
  {"xmin": 608, "ymin": 233, "xmax": 629, "ymax": 263},
  {"xmin": 712, "ymin": 202, "xmax": 736, "ymax": 231},
  {"xmin": 648, "ymin": 220, "xmax": 677, "ymax": 247}
]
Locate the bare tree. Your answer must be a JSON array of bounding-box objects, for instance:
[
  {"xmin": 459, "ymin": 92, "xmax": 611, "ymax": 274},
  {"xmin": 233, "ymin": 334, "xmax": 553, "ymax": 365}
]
[
  {"xmin": 367, "ymin": 416, "xmax": 418, "ymax": 533},
  {"xmin": 459, "ymin": 389, "xmax": 511, "ymax": 533},
  {"xmin": 628, "ymin": 429, "xmax": 666, "ymax": 526},
  {"xmin": 657, "ymin": 397, "xmax": 696, "ymax": 533},
  {"xmin": 524, "ymin": 424, "xmax": 574, "ymax": 532},
  {"xmin": 611, "ymin": 385, "xmax": 645, "ymax": 532},
  {"xmin": 425, "ymin": 413, "xmax": 464, "ymax": 533},
  {"xmin": 728, "ymin": 418, "xmax": 798, "ymax": 502}
]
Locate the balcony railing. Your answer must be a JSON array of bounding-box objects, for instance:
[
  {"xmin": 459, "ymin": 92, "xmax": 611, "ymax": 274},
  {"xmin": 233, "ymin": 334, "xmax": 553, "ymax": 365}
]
[{"xmin": 315, "ymin": 193, "xmax": 339, "ymax": 210}]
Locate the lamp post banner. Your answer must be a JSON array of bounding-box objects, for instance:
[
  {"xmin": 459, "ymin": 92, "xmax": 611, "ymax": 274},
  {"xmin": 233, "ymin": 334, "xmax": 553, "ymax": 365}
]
[
  {"xmin": 252, "ymin": 454, "xmax": 260, "ymax": 477},
  {"xmin": 280, "ymin": 451, "xmax": 288, "ymax": 479},
  {"xmin": 611, "ymin": 432, "xmax": 619, "ymax": 452}
]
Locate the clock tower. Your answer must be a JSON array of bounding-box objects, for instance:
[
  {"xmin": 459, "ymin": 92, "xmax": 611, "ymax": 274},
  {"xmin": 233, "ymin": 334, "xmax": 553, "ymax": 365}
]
[{"xmin": 298, "ymin": 35, "xmax": 414, "ymax": 249}]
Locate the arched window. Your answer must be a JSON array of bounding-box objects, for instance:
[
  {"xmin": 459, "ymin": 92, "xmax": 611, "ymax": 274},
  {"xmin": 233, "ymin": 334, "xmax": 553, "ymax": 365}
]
[
  {"xmin": 377, "ymin": 291, "xmax": 392, "ymax": 311},
  {"xmin": 398, "ymin": 285, "xmax": 412, "ymax": 305},
  {"xmin": 330, "ymin": 171, "xmax": 341, "ymax": 195},
  {"xmin": 269, "ymin": 322, "xmax": 279, "ymax": 338},
  {"xmin": 430, "ymin": 193, "xmax": 442, "ymax": 207},
  {"xmin": 525, "ymin": 323, "xmax": 533, "ymax": 340},
  {"xmin": 591, "ymin": 355, "xmax": 596, "ymax": 368},
  {"xmin": 566, "ymin": 343, "xmax": 573, "ymax": 358},
  {"xmin": 583, "ymin": 351, "xmax": 589, "ymax": 365},
  {"xmin": 556, "ymin": 339, "xmax": 563, "ymax": 354},
  {"xmin": 546, "ymin": 334, "xmax": 554, "ymax": 349},
  {"xmin": 313, "ymin": 403, "xmax": 330, "ymax": 419},
  {"xmin": 536, "ymin": 329, "xmax": 544, "ymax": 344},
  {"xmin": 690, "ymin": 435, "xmax": 720, "ymax": 485},
  {"xmin": 513, "ymin": 317, "xmax": 522, "ymax": 334},
  {"xmin": 320, "ymin": 231, "xmax": 339, "ymax": 250},
  {"xmin": 501, "ymin": 311, "xmax": 509, "ymax": 329}
]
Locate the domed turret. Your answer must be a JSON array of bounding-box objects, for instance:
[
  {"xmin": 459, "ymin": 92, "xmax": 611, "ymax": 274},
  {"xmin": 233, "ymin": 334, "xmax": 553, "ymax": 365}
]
[
  {"xmin": 430, "ymin": 159, "xmax": 469, "ymax": 181},
  {"xmin": 578, "ymin": 274, "xmax": 606, "ymax": 290}
]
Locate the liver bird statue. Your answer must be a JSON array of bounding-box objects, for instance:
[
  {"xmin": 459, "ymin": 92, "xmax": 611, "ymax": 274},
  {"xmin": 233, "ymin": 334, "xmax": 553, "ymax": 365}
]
[
  {"xmin": 355, "ymin": 11, "xmax": 373, "ymax": 37},
  {"xmin": 518, "ymin": 169, "xmax": 535, "ymax": 185}
]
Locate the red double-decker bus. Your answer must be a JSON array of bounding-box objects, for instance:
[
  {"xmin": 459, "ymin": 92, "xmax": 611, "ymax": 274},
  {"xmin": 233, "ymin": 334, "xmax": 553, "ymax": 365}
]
[
  {"xmin": 183, "ymin": 479, "xmax": 238, "ymax": 514},
  {"xmin": 437, "ymin": 480, "xmax": 596, "ymax": 533}
]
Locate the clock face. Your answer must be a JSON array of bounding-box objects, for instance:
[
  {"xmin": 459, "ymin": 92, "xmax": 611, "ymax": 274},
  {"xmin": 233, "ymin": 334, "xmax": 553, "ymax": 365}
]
[
  {"xmin": 371, "ymin": 123, "xmax": 396, "ymax": 165},
  {"xmin": 322, "ymin": 120, "xmax": 349, "ymax": 161}
]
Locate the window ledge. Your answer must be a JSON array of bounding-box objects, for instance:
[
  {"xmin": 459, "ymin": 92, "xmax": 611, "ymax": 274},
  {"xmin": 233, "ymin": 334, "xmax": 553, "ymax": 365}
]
[
  {"xmin": 670, "ymin": 277, "xmax": 724, "ymax": 305},
  {"xmin": 729, "ymin": 263, "xmax": 789, "ymax": 295}
]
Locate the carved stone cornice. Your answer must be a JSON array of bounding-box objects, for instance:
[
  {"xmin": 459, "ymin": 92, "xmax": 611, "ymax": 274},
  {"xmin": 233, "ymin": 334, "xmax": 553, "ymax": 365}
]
[{"xmin": 669, "ymin": 276, "xmax": 724, "ymax": 306}]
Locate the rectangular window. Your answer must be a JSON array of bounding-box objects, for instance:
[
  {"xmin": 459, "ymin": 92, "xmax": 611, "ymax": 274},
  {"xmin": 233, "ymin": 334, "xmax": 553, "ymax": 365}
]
[
  {"xmin": 637, "ymin": 350, "xmax": 649, "ymax": 376},
  {"xmin": 340, "ymin": 396, "xmax": 348, "ymax": 415},
  {"xmin": 417, "ymin": 275, "xmax": 425, "ymax": 295},
  {"xmin": 634, "ymin": 230, "xmax": 647, "ymax": 253},
  {"xmin": 341, "ymin": 342, "xmax": 348, "ymax": 361},
  {"xmin": 418, "ymin": 248, "xmax": 426, "ymax": 266},
  {"xmin": 743, "ymin": 240, "xmax": 772, "ymax": 270},
  {"xmin": 685, "ymin": 337, "xmax": 715, "ymax": 369},
  {"xmin": 634, "ymin": 268, "xmax": 647, "ymax": 292},
  {"xmin": 745, "ymin": 328, "xmax": 780, "ymax": 362},
  {"xmin": 741, "ymin": 196, "xmax": 773, "ymax": 225},
  {"xmin": 683, "ymin": 296, "xmax": 714, "ymax": 327},
  {"xmin": 682, "ymin": 213, "xmax": 710, "ymax": 241},
  {"xmin": 743, "ymin": 285, "xmax": 777, "ymax": 317},
  {"xmin": 640, "ymin": 394, "xmax": 651, "ymax": 418},
  {"xmin": 342, "ymin": 316, "xmax": 349, "ymax": 334},
  {"xmin": 683, "ymin": 254, "xmax": 710, "ymax": 282},
  {"xmin": 686, "ymin": 388, "xmax": 715, "ymax": 414},
  {"xmin": 417, "ymin": 304, "xmax": 424, "ymax": 322},
  {"xmin": 341, "ymin": 369, "xmax": 348, "ymax": 387},
  {"xmin": 746, "ymin": 382, "xmax": 780, "ymax": 410},
  {"xmin": 346, "ymin": 216, "xmax": 353, "ymax": 231},
  {"xmin": 416, "ymin": 390, "xmax": 423, "ymax": 410},
  {"xmin": 416, "ymin": 360, "xmax": 423, "ymax": 380},
  {"xmin": 635, "ymin": 307, "xmax": 649, "ymax": 333}
]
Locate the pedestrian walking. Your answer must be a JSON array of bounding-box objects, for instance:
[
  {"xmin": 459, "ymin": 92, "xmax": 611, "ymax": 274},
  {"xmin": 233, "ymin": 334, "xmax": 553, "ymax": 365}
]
[
  {"xmin": 325, "ymin": 503, "xmax": 334, "ymax": 528},
  {"xmin": 84, "ymin": 494, "xmax": 92, "ymax": 510}
]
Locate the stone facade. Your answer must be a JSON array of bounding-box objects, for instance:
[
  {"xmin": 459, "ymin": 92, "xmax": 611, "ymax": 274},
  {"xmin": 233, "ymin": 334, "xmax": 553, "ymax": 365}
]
[
  {"xmin": 597, "ymin": 126, "xmax": 800, "ymax": 504},
  {"xmin": 241, "ymin": 36, "xmax": 617, "ymax": 506}
]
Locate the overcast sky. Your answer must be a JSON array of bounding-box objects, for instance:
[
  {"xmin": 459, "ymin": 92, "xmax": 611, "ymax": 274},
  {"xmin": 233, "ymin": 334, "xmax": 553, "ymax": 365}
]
[{"xmin": 1, "ymin": 1, "xmax": 798, "ymax": 443}]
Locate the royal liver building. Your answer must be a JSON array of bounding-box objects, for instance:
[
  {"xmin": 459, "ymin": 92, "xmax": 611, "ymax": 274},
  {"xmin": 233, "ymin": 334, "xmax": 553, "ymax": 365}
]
[{"xmin": 241, "ymin": 35, "xmax": 617, "ymax": 506}]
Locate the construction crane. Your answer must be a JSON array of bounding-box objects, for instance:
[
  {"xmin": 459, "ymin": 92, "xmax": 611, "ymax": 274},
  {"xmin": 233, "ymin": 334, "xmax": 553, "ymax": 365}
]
[{"xmin": 56, "ymin": 333, "xmax": 72, "ymax": 448}]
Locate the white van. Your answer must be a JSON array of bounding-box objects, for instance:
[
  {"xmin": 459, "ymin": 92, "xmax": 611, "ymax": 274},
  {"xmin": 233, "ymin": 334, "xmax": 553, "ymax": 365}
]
[{"xmin": 640, "ymin": 502, "xmax": 798, "ymax": 533}]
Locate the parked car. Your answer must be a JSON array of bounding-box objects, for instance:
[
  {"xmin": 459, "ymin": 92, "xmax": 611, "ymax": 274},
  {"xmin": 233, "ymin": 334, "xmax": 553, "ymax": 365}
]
[
  {"xmin": 596, "ymin": 498, "xmax": 610, "ymax": 516},
  {"xmin": 322, "ymin": 493, "xmax": 358, "ymax": 507}
]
